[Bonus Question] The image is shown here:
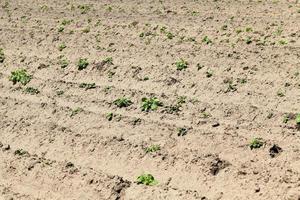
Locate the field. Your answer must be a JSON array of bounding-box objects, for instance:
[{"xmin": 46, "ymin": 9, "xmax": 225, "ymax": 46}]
[{"xmin": 0, "ymin": 0, "xmax": 300, "ymax": 199}]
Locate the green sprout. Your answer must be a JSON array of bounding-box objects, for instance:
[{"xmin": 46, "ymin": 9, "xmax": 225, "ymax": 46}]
[
  {"xmin": 9, "ymin": 69, "xmax": 32, "ymax": 85},
  {"xmin": 141, "ymin": 97, "xmax": 163, "ymax": 112},
  {"xmin": 113, "ymin": 97, "xmax": 133, "ymax": 108},
  {"xmin": 175, "ymin": 59, "xmax": 188, "ymax": 70},
  {"xmin": 77, "ymin": 58, "xmax": 89, "ymax": 70},
  {"xmin": 145, "ymin": 145, "xmax": 160, "ymax": 153},
  {"xmin": 250, "ymin": 138, "xmax": 264, "ymax": 150},
  {"xmin": 137, "ymin": 174, "xmax": 158, "ymax": 186}
]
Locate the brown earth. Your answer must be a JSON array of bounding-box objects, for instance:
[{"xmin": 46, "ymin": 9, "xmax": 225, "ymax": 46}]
[{"xmin": 0, "ymin": 0, "xmax": 300, "ymax": 199}]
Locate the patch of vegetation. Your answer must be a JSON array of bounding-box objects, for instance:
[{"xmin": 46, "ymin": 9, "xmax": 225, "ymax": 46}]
[
  {"xmin": 58, "ymin": 43, "xmax": 66, "ymax": 51},
  {"xmin": 277, "ymin": 90, "xmax": 285, "ymax": 97},
  {"xmin": 250, "ymin": 138, "xmax": 264, "ymax": 149},
  {"xmin": 77, "ymin": 58, "xmax": 89, "ymax": 70},
  {"xmin": 70, "ymin": 107, "xmax": 83, "ymax": 117},
  {"xmin": 103, "ymin": 57, "xmax": 113, "ymax": 65},
  {"xmin": 114, "ymin": 97, "xmax": 133, "ymax": 108},
  {"xmin": 245, "ymin": 36, "xmax": 252, "ymax": 44},
  {"xmin": 278, "ymin": 40, "xmax": 287, "ymax": 45},
  {"xmin": 59, "ymin": 59, "xmax": 69, "ymax": 68},
  {"xmin": 61, "ymin": 19, "xmax": 72, "ymax": 26},
  {"xmin": 106, "ymin": 112, "xmax": 114, "ymax": 121},
  {"xmin": 78, "ymin": 4, "xmax": 90, "ymax": 14},
  {"xmin": 296, "ymin": 114, "xmax": 300, "ymax": 125},
  {"xmin": 58, "ymin": 26, "xmax": 64, "ymax": 33},
  {"xmin": 283, "ymin": 114, "xmax": 290, "ymax": 123},
  {"xmin": 9, "ymin": 69, "xmax": 32, "ymax": 85},
  {"xmin": 177, "ymin": 127, "xmax": 188, "ymax": 136},
  {"xmin": 141, "ymin": 97, "xmax": 163, "ymax": 111},
  {"xmin": 166, "ymin": 31, "xmax": 174, "ymax": 39},
  {"xmin": 0, "ymin": 48, "xmax": 5, "ymax": 63},
  {"xmin": 145, "ymin": 144, "xmax": 160, "ymax": 153},
  {"xmin": 202, "ymin": 36, "xmax": 212, "ymax": 44},
  {"xmin": 137, "ymin": 174, "xmax": 158, "ymax": 186},
  {"xmin": 79, "ymin": 83, "xmax": 96, "ymax": 90},
  {"xmin": 206, "ymin": 69, "xmax": 213, "ymax": 78},
  {"xmin": 175, "ymin": 59, "xmax": 188, "ymax": 70},
  {"xmin": 82, "ymin": 27, "xmax": 90, "ymax": 33},
  {"xmin": 25, "ymin": 87, "xmax": 40, "ymax": 95}
]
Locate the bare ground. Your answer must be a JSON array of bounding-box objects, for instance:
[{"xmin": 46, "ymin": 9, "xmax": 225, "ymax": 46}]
[{"xmin": 0, "ymin": 0, "xmax": 300, "ymax": 199}]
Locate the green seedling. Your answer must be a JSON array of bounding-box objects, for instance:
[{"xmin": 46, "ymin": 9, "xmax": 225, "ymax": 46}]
[
  {"xmin": 202, "ymin": 36, "xmax": 212, "ymax": 44},
  {"xmin": 25, "ymin": 87, "xmax": 40, "ymax": 95},
  {"xmin": 77, "ymin": 58, "xmax": 89, "ymax": 70},
  {"xmin": 0, "ymin": 48, "xmax": 5, "ymax": 63},
  {"xmin": 9, "ymin": 69, "xmax": 32, "ymax": 85},
  {"xmin": 245, "ymin": 27, "xmax": 253, "ymax": 32},
  {"xmin": 166, "ymin": 32, "xmax": 174, "ymax": 39},
  {"xmin": 78, "ymin": 5, "xmax": 90, "ymax": 14},
  {"xmin": 250, "ymin": 138, "xmax": 264, "ymax": 149},
  {"xmin": 106, "ymin": 112, "xmax": 114, "ymax": 121},
  {"xmin": 61, "ymin": 19, "xmax": 72, "ymax": 26},
  {"xmin": 177, "ymin": 96, "xmax": 187, "ymax": 105},
  {"xmin": 70, "ymin": 107, "xmax": 83, "ymax": 117},
  {"xmin": 206, "ymin": 69, "xmax": 213, "ymax": 77},
  {"xmin": 245, "ymin": 36, "xmax": 252, "ymax": 44},
  {"xmin": 14, "ymin": 149, "xmax": 29, "ymax": 156},
  {"xmin": 177, "ymin": 127, "xmax": 188, "ymax": 136},
  {"xmin": 137, "ymin": 174, "xmax": 158, "ymax": 186},
  {"xmin": 79, "ymin": 83, "xmax": 96, "ymax": 90},
  {"xmin": 114, "ymin": 97, "xmax": 133, "ymax": 108},
  {"xmin": 59, "ymin": 59, "xmax": 69, "ymax": 68},
  {"xmin": 82, "ymin": 27, "xmax": 90, "ymax": 33},
  {"xmin": 145, "ymin": 144, "xmax": 160, "ymax": 153},
  {"xmin": 58, "ymin": 43, "xmax": 66, "ymax": 51},
  {"xmin": 277, "ymin": 90, "xmax": 285, "ymax": 97},
  {"xmin": 58, "ymin": 26, "xmax": 64, "ymax": 33},
  {"xmin": 296, "ymin": 114, "xmax": 300, "ymax": 125},
  {"xmin": 278, "ymin": 40, "xmax": 287, "ymax": 45},
  {"xmin": 141, "ymin": 97, "xmax": 163, "ymax": 111},
  {"xmin": 103, "ymin": 57, "xmax": 113, "ymax": 65},
  {"xmin": 283, "ymin": 114, "xmax": 290, "ymax": 123},
  {"xmin": 175, "ymin": 59, "xmax": 188, "ymax": 70}
]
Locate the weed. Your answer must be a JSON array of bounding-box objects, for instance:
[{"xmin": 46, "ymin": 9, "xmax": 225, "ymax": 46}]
[
  {"xmin": 277, "ymin": 90, "xmax": 285, "ymax": 97},
  {"xmin": 59, "ymin": 59, "xmax": 69, "ymax": 68},
  {"xmin": 56, "ymin": 90, "xmax": 64, "ymax": 95},
  {"xmin": 79, "ymin": 83, "xmax": 96, "ymax": 90},
  {"xmin": 114, "ymin": 97, "xmax": 133, "ymax": 108},
  {"xmin": 206, "ymin": 69, "xmax": 213, "ymax": 78},
  {"xmin": 61, "ymin": 19, "xmax": 72, "ymax": 26},
  {"xmin": 245, "ymin": 27, "xmax": 253, "ymax": 32},
  {"xmin": 166, "ymin": 32, "xmax": 174, "ymax": 39},
  {"xmin": 9, "ymin": 69, "xmax": 32, "ymax": 85},
  {"xmin": 77, "ymin": 58, "xmax": 89, "ymax": 70},
  {"xmin": 175, "ymin": 59, "xmax": 188, "ymax": 70},
  {"xmin": 82, "ymin": 27, "xmax": 90, "ymax": 33},
  {"xmin": 245, "ymin": 36, "xmax": 252, "ymax": 44},
  {"xmin": 283, "ymin": 114, "xmax": 290, "ymax": 123},
  {"xmin": 296, "ymin": 114, "xmax": 300, "ymax": 125},
  {"xmin": 278, "ymin": 40, "xmax": 287, "ymax": 45},
  {"xmin": 141, "ymin": 97, "xmax": 163, "ymax": 111},
  {"xmin": 106, "ymin": 112, "xmax": 114, "ymax": 121},
  {"xmin": 70, "ymin": 107, "xmax": 83, "ymax": 117},
  {"xmin": 103, "ymin": 57, "xmax": 113, "ymax": 65},
  {"xmin": 78, "ymin": 5, "xmax": 90, "ymax": 14},
  {"xmin": 202, "ymin": 36, "xmax": 212, "ymax": 44},
  {"xmin": 14, "ymin": 149, "xmax": 29, "ymax": 156},
  {"xmin": 58, "ymin": 43, "xmax": 66, "ymax": 51},
  {"xmin": 58, "ymin": 26, "xmax": 64, "ymax": 33},
  {"xmin": 177, "ymin": 96, "xmax": 187, "ymax": 105},
  {"xmin": 145, "ymin": 144, "xmax": 160, "ymax": 153},
  {"xmin": 250, "ymin": 138, "xmax": 264, "ymax": 149},
  {"xmin": 137, "ymin": 174, "xmax": 158, "ymax": 186},
  {"xmin": 0, "ymin": 48, "xmax": 5, "ymax": 63},
  {"xmin": 25, "ymin": 87, "xmax": 40, "ymax": 95},
  {"xmin": 177, "ymin": 127, "xmax": 188, "ymax": 136}
]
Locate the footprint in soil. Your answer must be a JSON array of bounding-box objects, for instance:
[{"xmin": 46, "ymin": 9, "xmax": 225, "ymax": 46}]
[{"xmin": 269, "ymin": 144, "xmax": 282, "ymax": 158}]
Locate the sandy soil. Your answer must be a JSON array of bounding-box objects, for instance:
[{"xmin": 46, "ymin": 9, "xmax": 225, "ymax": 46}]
[{"xmin": 0, "ymin": 0, "xmax": 300, "ymax": 199}]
